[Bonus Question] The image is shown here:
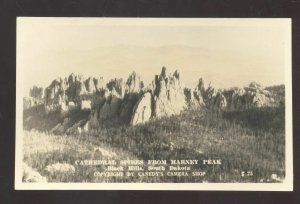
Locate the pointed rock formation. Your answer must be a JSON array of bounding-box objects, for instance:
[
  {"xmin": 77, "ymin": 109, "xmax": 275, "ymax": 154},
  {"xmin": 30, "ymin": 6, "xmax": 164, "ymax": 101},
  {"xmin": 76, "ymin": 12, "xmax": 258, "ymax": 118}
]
[
  {"xmin": 152, "ymin": 68, "xmax": 187, "ymax": 118},
  {"xmin": 249, "ymin": 81, "xmax": 263, "ymax": 90},
  {"xmin": 85, "ymin": 77, "xmax": 97, "ymax": 94},
  {"xmin": 184, "ymin": 80, "xmax": 205, "ymax": 108},
  {"xmin": 26, "ymin": 67, "xmax": 281, "ymax": 134},
  {"xmin": 94, "ymin": 77, "xmax": 105, "ymax": 92},
  {"xmin": 106, "ymin": 78, "xmax": 126, "ymax": 98},
  {"xmin": 76, "ymin": 76, "xmax": 88, "ymax": 96},
  {"xmin": 195, "ymin": 78, "xmax": 205, "ymax": 98},
  {"xmin": 212, "ymin": 91, "xmax": 227, "ymax": 109},
  {"xmin": 203, "ymin": 85, "xmax": 217, "ymax": 106},
  {"xmin": 183, "ymin": 88, "xmax": 193, "ymax": 104},
  {"xmin": 126, "ymin": 71, "xmax": 144, "ymax": 93},
  {"xmin": 44, "ymin": 78, "xmax": 67, "ymax": 107},
  {"xmin": 229, "ymin": 82, "xmax": 274, "ymax": 110},
  {"xmin": 230, "ymin": 88, "xmax": 246, "ymax": 110},
  {"xmin": 30, "ymin": 86, "xmax": 44, "ymax": 100},
  {"xmin": 67, "ymin": 73, "xmax": 77, "ymax": 102},
  {"xmin": 130, "ymin": 92, "xmax": 152, "ymax": 125}
]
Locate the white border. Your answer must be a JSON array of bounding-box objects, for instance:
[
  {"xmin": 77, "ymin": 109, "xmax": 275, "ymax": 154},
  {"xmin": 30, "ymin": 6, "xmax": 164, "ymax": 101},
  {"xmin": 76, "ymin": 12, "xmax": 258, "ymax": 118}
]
[{"xmin": 15, "ymin": 17, "xmax": 293, "ymax": 191}]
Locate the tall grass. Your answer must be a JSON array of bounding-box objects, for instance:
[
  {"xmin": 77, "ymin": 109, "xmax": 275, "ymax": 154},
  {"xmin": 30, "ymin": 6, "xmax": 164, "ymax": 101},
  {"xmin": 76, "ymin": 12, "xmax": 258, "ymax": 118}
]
[{"xmin": 23, "ymin": 105, "xmax": 285, "ymax": 183}]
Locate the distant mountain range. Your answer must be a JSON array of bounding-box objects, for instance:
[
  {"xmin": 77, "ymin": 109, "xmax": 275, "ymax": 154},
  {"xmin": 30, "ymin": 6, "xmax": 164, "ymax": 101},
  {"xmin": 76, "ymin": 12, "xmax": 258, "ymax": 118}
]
[{"xmin": 23, "ymin": 45, "xmax": 284, "ymax": 96}]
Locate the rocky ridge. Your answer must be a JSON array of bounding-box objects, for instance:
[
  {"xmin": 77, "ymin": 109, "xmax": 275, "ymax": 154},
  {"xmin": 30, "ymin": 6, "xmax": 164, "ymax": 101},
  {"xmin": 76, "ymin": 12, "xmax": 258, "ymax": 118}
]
[{"xmin": 24, "ymin": 67, "xmax": 280, "ymax": 134}]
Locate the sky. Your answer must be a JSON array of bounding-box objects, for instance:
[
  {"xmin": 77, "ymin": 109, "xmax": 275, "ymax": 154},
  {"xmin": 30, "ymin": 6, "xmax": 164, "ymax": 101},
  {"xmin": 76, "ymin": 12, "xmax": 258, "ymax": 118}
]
[{"xmin": 17, "ymin": 18, "xmax": 291, "ymax": 96}]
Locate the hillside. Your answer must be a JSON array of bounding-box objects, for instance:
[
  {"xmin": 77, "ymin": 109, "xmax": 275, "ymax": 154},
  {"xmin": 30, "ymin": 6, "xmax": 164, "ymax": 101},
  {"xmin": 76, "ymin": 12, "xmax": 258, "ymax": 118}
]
[
  {"xmin": 23, "ymin": 105, "xmax": 285, "ymax": 183},
  {"xmin": 22, "ymin": 67, "xmax": 285, "ymax": 183}
]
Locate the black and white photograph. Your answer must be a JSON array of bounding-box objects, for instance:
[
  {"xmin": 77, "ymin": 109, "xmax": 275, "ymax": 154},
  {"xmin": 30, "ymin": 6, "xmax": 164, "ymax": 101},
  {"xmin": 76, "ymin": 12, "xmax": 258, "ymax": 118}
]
[{"xmin": 15, "ymin": 18, "xmax": 292, "ymax": 190}]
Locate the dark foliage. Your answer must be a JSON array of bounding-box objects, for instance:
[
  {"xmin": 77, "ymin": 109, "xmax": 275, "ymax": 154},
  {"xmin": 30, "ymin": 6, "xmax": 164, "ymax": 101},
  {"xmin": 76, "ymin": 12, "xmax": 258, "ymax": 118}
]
[{"xmin": 223, "ymin": 104, "xmax": 285, "ymax": 132}]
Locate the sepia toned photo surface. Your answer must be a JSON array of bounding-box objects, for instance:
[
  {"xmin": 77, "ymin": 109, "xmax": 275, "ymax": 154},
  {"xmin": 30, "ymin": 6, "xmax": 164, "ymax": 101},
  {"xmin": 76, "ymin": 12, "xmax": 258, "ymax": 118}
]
[{"xmin": 15, "ymin": 18, "xmax": 293, "ymax": 190}]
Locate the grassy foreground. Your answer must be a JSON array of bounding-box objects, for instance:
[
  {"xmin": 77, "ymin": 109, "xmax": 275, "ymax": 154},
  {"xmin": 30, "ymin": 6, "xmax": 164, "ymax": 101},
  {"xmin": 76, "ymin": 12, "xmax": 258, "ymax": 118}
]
[{"xmin": 23, "ymin": 105, "xmax": 285, "ymax": 183}]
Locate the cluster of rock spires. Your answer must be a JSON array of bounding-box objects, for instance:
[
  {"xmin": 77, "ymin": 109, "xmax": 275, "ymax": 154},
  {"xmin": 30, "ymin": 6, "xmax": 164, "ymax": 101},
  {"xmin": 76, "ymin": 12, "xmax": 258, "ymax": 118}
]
[
  {"xmin": 24, "ymin": 67, "xmax": 278, "ymax": 134},
  {"xmin": 23, "ymin": 86, "xmax": 44, "ymax": 109}
]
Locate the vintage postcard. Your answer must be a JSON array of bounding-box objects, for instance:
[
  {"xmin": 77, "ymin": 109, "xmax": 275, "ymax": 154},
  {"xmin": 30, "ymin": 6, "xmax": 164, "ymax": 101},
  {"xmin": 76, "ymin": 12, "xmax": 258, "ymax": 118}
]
[{"xmin": 15, "ymin": 18, "xmax": 293, "ymax": 190}]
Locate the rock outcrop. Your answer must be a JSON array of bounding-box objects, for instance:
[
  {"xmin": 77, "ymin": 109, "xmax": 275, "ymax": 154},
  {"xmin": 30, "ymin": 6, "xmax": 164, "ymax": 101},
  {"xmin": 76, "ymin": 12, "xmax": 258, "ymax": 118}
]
[
  {"xmin": 152, "ymin": 68, "xmax": 187, "ymax": 118},
  {"xmin": 87, "ymin": 72, "xmax": 145, "ymax": 126},
  {"xmin": 126, "ymin": 71, "xmax": 144, "ymax": 93},
  {"xmin": 184, "ymin": 79, "xmax": 274, "ymax": 110},
  {"xmin": 212, "ymin": 91, "xmax": 227, "ymax": 109},
  {"xmin": 44, "ymin": 78, "xmax": 67, "ymax": 108},
  {"xmin": 80, "ymin": 100, "xmax": 92, "ymax": 110},
  {"xmin": 228, "ymin": 82, "xmax": 275, "ymax": 110},
  {"xmin": 193, "ymin": 78, "xmax": 205, "ymax": 104},
  {"xmin": 106, "ymin": 78, "xmax": 126, "ymax": 98},
  {"xmin": 23, "ymin": 162, "xmax": 47, "ymax": 183},
  {"xmin": 94, "ymin": 77, "xmax": 105, "ymax": 91},
  {"xmin": 43, "ymin": 74, "xmax": 108, "ymax": 112},
  {"xmin": 24, "ymin": 85, "xmax": 43, "ymax": 109},
  {"xmin": 184, "ymin": 79, "xmax": 206, "ymax": 107},
  {"xmin": 30, "ymin": 86, "xmax": 44, "ymax": 100},
  {"xmin": 85, "ymin": 77, "xmax": 97, "ymax": 94},
  {"xmin": 230, "ymin": 88, "xmax": 246, "ymax": 110},
  {"xmin": 185, "ymin": 78, "xmax": 226, "ymax": 109},
  {"xmin": 130, "ymin": 92, "xmax": 152, "ymax": 125},
  {"xmin": 187, "ymin": 80, "xmax": 274, "ymax": 110},
  {"xmin": 23, "ymin": 97, "xmax": 42, "ymax": 110},
  {"xmin": 25, "ymin": 67, "xmax": 280, "ymax": 133},
  {"xmin": 85, "ymin": 68, "xmax": 188, "ymax": 126}
]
